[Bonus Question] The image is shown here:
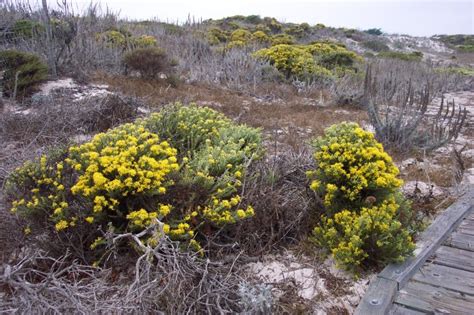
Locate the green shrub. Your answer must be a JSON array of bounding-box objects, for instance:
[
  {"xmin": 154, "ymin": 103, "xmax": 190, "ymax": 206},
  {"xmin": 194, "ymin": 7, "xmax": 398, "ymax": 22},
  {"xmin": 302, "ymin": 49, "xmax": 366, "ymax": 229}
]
[
  {"xmin": 123, "ymin": 47, "xmax": 176, "ymax": 79},
  {"xmin": 96, "ymin": 30, "xmax": 127, "ymax": 48},
  {"xmin": 255, "ymin": 24, "xmax": 271, "ymax": 34},
  {"xmin": 252, "ymin": 31, "xmax": 270, "ymax": 44},
  {"xmin": 378, "ymin": 51, "xmax": 423, "ymax": 62},
  {"xmin": 270, "ymin": 34, "xmax": 295, "ymax": 45},
  {"xmin": 436, "ymin": 34, "xmax": 474, "ymax": 47},
  {"xmin": 12, "ymin": 19, "xmax": 44, "ymax": 38},
  {"xmin": 263, "ymin": 17, "xmax": 282, "ymax": 33},
  {"xmin": 207, "ymin": 27, "xmax": 229, "ymax": 45},
  {"xmin": 284, "ymin": 25, "xmax": 305, "ymax": 38},
  {"xmin": 364, "ymin": 28, "xmax": 383, "ymax": 36},
  {"xmin": 456, "ymin": 45, "xmax": 474, "ymax": 53},
  {"xmin": 307, "ymin": 122, "xmax": 414, "ymax": 271},
  {"xmin": 435, "ymin": 66, "xmax": 474, "ymax": 76},
  {"xmin": 131, "ymin": 35, "xmax": 157, "ymax": 48},
  {"xmin": 0, "ymin": 50, "xmax": 48, "ymax": 98},
  {"xmin": 361, "ymin": 40, "xmax": 390, "ymax": 52},
  {"xmin": 230, "ymin": 28, "xmax": 252, "ymax": 42},
  {"xmin": 245, "ymin": 15, "xmax": 262, "ymax": 24},
  {"xmin": 7, "ymin": 104, "xmax": 262, "ymax": 262}
]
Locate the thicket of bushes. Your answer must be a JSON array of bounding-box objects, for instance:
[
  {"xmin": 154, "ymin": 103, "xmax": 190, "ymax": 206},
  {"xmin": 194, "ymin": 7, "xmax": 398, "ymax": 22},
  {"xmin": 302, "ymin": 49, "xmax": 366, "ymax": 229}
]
[{"xmin": 7, "ymin": 104, "xmax": 262, "ymax": 263}]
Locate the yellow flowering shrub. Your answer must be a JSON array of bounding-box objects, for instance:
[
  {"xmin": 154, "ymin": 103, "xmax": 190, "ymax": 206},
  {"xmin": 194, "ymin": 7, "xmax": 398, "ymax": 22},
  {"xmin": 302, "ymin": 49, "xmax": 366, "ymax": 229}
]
[
  {"xmin": 131, "ymin": 35, "xmax": 158, "ymax": 48},
  {"xmin": 308, "ymin": 122, "xmax": 415, "ymax": 270},
  {"xmin": 96, "ymin": 30, "xmax": 127, "ymax": 48},
  {"xmin": 308, "ymin": 122, "xmax": 403, "ymax": 214},
  {"xmin": 6, "ymin": 104, "xmax": 262, "ymax": 261},
  {"xmin": 143, "ymin": 104, "xmax": 262, "ymax": 226},
  {"xmin": 230, "ymin": 29, "xmax": 252, "ymax": 43},
  {"xmin": 253, "ymin": 41, "xmax": 361, "ymax": 81},
  {"xmin": 253, "ymin": 44, "xmax": 332, "ymax": 80},
  {"xmin": 313, "ymin": 197, "xmax": 415, "ymax": 270}
]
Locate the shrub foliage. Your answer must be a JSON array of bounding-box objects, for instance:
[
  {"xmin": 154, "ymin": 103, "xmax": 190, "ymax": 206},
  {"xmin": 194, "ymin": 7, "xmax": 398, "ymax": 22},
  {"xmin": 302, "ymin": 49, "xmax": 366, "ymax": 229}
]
[
  {"xmin": 0, "ymin": 50, "xmax": 48, "ymax": 98},
  {"xmin": 254, "ymin": 42, "xmax": 361, "ymax": 81},
  {"xmin": 307, "ymin": 122, "xmax": 415, "ymax": 270},
  {"xmin": 123, "ymin": 47, "xmax": 176, "ymax": 79},
  {"xmin": 7, "ymin": 104, "xmax": 262, "ymax": 262}
]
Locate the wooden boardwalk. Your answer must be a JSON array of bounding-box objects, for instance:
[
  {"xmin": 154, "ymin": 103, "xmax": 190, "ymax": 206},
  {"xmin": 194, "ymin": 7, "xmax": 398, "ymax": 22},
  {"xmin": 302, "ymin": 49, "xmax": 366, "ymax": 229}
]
[
  {"xmin": 391, "ymin": 210, "xmax": 474, "ymax": 314},
  {"xmin": 356, "ymin": 187, "xmax": 474, "ymax": 315}
]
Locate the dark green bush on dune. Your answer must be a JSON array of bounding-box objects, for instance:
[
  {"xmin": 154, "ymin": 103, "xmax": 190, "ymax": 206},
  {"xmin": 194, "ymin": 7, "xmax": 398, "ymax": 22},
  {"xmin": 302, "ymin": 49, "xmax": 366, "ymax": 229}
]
[
  {"xmin": 123, "ymin": 47, "xmax": 177, "ymax": 79},
  {"xmin": 0, "ymin": 50, "xmax": 48, "ymax": 98}
]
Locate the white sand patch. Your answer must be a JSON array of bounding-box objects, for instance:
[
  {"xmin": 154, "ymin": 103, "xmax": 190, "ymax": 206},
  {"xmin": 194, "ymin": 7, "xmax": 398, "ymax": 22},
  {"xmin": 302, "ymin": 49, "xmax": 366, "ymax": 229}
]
[
  {"xmin": 402, "ymin": 180, "xmax": 445, "ymax": 198},
  {"xmin": 37, "ymin": 78, "xmax": 79, "ymax": 95},
  {"xmin": 245, "ymin": 254, "xmax": 371, "ymax": 314},
  {"xmin": 73, "ymin": 87, "xmax": 111, "ymax": 101}
]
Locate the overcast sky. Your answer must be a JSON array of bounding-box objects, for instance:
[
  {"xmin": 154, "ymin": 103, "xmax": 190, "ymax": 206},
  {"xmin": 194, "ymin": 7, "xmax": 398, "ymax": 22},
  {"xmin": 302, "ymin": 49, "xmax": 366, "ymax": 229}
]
[{"xmin": 52, "ymin": 0, "xmax": 472, "ymax": 36}]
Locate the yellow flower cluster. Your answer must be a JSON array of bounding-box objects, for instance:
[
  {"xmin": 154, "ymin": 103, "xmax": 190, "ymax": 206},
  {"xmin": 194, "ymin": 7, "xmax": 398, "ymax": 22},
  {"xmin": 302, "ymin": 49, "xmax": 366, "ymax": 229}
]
[
  {"xmin": 8, "ymin": 153, "xmax": 70, "ymax": 232},
  {"xmin": 254, "ymin": 41, "xmax": 362, "ymax": 80},
  {"xmin": 313, "ymin": 197, "xmax": 415, "ymax": 270},
  {"xmin": 68, "ymin": 123, "xmax": 178, "ymax": 215},
  {"xmin": 144, "ymin": 104, "xmax": 262, "ymax": 229},
  {"xmin": 308, "ymin": 122, "xmax": 403, "ymax": 213},
  {"xmin": 309, "ymin": 122, "xmax": 414, "ymax": 270}
]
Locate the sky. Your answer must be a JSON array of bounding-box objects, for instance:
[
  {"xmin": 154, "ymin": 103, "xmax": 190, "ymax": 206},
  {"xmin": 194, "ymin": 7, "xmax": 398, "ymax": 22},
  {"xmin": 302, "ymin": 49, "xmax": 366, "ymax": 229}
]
[{"xmin": 52, "ymin": 0, "xmax": 473, "ymax": 36}]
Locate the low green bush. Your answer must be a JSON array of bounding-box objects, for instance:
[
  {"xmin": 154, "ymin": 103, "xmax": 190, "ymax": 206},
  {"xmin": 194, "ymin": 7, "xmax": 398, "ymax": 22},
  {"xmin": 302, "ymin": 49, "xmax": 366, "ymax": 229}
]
[
  {"xmin": 364, "ymin": 28, "xmax": 383, "ymax": 36},
  {"xmin": 361, "ymin": 40, "xmax": 390, "ymax": 52},
  {"xmin": 0, "ymin": 50, "xmax": 48, "ymax": 98},
  {"xmin": 96, "ymin": 30, "xmax": 127, "ymax": 48},
  {"xmin": 456, "ymin": 45, "xmax": 474, "ymax": 53},
  {"xmin": 378, "ymin": 51, "xmax": 423, "ymax": 62},
  {"xmin": 207, "ymin": 27, "xmax": 229, "ymax": 45},
  {"xmin": 12, "ymin": 19, "xmax": 44, "ymax": 38},
  {"xmin": 131, "ymin": 35, "xmax": 157, "ymax": 48},
  {"xmin": 307, "ymin": 122, "xmax": 415, "ymax": 271},
  {"xmin": 270, "ymin": 34, "xmax": 295, "ymax": 45},
  {"xmin": 7, "ymin": 104, "xmax": 262, "ymax": 262}
]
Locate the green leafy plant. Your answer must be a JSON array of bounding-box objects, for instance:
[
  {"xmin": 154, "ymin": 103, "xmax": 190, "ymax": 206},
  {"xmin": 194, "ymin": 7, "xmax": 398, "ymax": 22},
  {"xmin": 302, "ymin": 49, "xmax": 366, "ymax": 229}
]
[
  {"xmin": 307, "ymin": 122, "xmax": 415, "ymax": 271},
  {"xmin": 0, "ymin": 50, "xmax": 48, "ymax": 98}
]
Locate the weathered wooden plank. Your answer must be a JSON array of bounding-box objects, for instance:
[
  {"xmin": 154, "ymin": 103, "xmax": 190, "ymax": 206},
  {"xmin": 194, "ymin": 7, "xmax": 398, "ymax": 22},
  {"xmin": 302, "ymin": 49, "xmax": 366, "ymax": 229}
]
[
  {"xmin": 457, "ymin": 219, "xmax": 474, "ymax": 236},
  {"xmin": 354, "ymin": 277, "xmax": 398, "ymax": 315},
  {"xmin": 379, "ymin": 188, "xmax": 474, "ymax": 287},
  {"xmin": 444, "ymin": 231, "xmax": 474, "ymax": 251},
  {"xmin": 389, "ymin": 304, "xmax": 426, "ymax": 315},
  {"xmin": 431, "ymin": 245, "xmax": 474, "ymax": 272},
  {"xmin": 411, "ymin": 263, "xmax": 474, "ymax": 295},
  {"xmin": 395, "ymin": 280, "xmax": 474, "ymax": 314}
]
